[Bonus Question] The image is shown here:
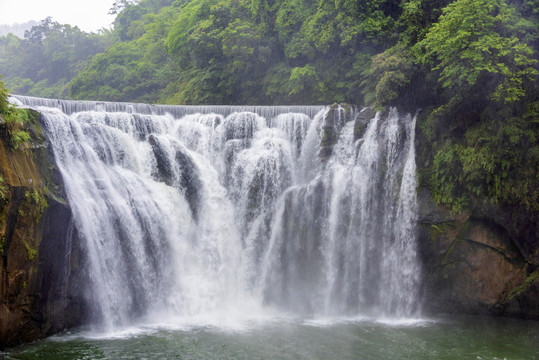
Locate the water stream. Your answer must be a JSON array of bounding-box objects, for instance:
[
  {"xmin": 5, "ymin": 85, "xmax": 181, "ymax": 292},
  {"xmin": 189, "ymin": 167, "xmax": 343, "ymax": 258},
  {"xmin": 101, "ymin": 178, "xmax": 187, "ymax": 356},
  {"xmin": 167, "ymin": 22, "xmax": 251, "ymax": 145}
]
[
  {"xmin": 6, "ymin": 96, "xmax": 539, "ymax": 358},
  {"xmin": 14, "ymin": 96, "xmax": 422, "ymax": 328}
]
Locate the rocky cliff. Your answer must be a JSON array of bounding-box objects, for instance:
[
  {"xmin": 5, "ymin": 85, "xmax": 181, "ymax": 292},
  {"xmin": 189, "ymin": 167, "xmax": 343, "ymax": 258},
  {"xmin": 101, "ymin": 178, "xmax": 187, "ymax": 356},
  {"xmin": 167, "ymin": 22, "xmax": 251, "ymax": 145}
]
[
  {"xmin": 416, "ymin": 190, "xmax": 539, "ymax": 319},
  {"xmin": 0, "ymin": 110, "xmax": 87, "ymax": 349}
]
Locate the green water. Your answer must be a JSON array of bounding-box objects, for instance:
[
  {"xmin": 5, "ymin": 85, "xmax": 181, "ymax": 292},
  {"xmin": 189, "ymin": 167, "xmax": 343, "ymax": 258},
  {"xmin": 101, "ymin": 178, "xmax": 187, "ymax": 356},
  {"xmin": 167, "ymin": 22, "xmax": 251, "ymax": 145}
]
[{"xmin": 2, "ymin": 316, "xmax": 538, "ymax": 360}]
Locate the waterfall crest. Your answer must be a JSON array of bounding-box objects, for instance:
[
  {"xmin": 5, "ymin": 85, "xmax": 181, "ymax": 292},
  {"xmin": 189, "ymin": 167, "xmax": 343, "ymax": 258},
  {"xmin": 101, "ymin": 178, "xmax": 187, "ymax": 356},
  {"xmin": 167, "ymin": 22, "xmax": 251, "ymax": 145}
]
[{"xmin": 16, "ymin": 96, "xmax": 422, "ymax": 328}]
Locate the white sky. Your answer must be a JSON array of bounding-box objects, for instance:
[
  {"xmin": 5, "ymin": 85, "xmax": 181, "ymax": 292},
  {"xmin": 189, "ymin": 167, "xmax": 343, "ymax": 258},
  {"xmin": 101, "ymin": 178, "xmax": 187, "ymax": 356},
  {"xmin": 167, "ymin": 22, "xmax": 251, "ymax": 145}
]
[{"xmin": 0, "ymin": 0, "xmax": 116, "ymax": 32}]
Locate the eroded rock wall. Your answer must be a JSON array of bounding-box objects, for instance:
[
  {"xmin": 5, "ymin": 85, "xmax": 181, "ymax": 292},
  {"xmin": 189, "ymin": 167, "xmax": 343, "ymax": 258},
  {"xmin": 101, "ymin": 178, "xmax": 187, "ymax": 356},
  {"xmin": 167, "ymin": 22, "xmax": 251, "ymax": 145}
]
[
  {"xmin": 417, "ymin": 188, "xmax": 539, "ymax": 319},
  {"xmin": 0, "ymin": 111, "xmax": 86, "ymax": 349}
]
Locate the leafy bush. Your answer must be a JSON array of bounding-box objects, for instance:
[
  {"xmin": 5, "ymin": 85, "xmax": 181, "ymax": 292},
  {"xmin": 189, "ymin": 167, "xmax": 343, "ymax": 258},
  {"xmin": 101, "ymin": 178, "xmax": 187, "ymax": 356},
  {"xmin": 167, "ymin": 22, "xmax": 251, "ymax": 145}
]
[
  {"xmin": 418, "ymin": 0, "xmax": 537, "ymax": 104},
  {"xmin": 0, "ymin": 78, "xmax": 32, "ymax": 150},
  {"xmin": 430, "ymin": 110, "xmax": 539, "ymax": 213}
]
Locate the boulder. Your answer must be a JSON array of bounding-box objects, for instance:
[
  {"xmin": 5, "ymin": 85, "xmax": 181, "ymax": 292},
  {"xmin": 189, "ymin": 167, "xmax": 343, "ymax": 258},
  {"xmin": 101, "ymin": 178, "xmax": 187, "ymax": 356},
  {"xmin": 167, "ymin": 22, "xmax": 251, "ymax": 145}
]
[{"xmin": 417, "ymin": 189, "xmax": 539, "ymax": 319}]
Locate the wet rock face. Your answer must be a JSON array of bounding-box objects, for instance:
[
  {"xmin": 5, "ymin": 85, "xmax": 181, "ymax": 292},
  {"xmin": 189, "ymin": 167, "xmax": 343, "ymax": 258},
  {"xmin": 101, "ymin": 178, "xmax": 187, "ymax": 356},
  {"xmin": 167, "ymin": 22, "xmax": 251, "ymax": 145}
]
[
  {"xmin": 354, "ymin": 108, "xmax": 376, "ymax": 142},
  {"xmin": 417, "ymin": 189, "xmax": 539, "ymax": 320},
  {"xmin": 148, "ymin": 134, "xmax": 201, "ymax": 221},
  {"xmin": 36, "ymin": 199, "xmax": 88, "ymax": 337},
  {"xmin": 319, "ymin": 104, "xmax": 360, "ymax": 160},
  {"xmin": 317, "ymin": 105, "xmax": 376, "ymax": 161},
  {"xmin": 0, "ymin": 113, "xmax": 87, "ymax": 349},
  {"xmin": 502, "ymin": 273, "xmax": 539, "ymax": 319}
]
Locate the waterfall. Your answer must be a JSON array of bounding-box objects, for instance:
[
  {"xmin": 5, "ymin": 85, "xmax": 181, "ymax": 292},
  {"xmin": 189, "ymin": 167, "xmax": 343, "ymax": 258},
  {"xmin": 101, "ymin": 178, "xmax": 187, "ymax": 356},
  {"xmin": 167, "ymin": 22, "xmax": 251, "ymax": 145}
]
[{"xmin": 14, "ymin": 95, "xmax": 421, "ymax": 328}]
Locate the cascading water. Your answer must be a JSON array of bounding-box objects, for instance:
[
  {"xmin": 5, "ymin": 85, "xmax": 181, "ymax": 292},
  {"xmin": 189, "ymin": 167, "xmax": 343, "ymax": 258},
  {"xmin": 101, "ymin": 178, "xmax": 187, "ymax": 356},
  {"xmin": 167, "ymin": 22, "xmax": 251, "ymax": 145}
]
[{"xmin": 14, "ymin": 96, "xmax": 422, "ymax": 329}]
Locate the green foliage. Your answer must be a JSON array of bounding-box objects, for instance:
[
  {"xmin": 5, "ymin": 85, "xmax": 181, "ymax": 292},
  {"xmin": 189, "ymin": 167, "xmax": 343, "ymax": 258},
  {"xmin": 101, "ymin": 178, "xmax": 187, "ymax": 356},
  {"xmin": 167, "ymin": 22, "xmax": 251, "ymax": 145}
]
[
  {"xmin": 24, "ymin": 188, "xmax": 49, "ymax": 223},
  {"xmin": 1, "ymin": 0, "xmax": 537, "ymax": 110},
  {"xmin": 69, "ymin": 42, "xmax": 143, "ymax": 101},
  {"xmin": 0, "ymin": 78, "xmax": 33, "ymax": 150},
  {"xmin": 69, "ymin": 2, "xmax": 182, "ymax": 103},
  {"xmin": 418, "ymin": 0, "xmax": 538, "ymax": 104},
  {"xmin": 288, "ymin": 65, "xmax": 318, "ymax": 96},
  {"xmin": 430, "ymin": 111, "xmax": 539, "ymax": 213},
  {"xmin": 64, "ymin": 0, "xmax": 412, "ymax": 104},
  {"xmin": 164, "ymin": 0, "xmax": 274, "ymax": 103},
  {"xmin": 9, "ymin": 129, "xmax": 31, "ymax": 150},
  {"xmin": 397, "ymin": 0, "xmax": 449, "ymax": 46},
  {"xmin": 0, "ymin": 17, "xmax": 109, "ymax": 99},
  {"xmin": 0, "ymin": 77, "xmax": 10, "ymax": 112},
  {"xmin": 23, "ymin": 241, "xmax": 37, "ymax": 261},
  {"xmin": 0, "ymin": 175, "xmax": 7, "ymax": 201},
  {"xmin": 362, "ymin": 44, "xmax": 414, "ymax": 108}
]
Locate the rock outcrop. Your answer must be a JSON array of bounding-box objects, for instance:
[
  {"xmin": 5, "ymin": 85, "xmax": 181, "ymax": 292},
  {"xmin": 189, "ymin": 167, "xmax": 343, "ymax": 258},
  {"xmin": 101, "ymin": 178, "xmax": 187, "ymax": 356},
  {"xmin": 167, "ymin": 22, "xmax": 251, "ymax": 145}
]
[
  {"xmin": 417, "ymin": 188, "xmax": 539, "ymax": 319},
  {"xmin": 0, "ymin": 111, "xmax": 86, "ymax": 349},
  {"xmin": 319, "ymin": 104, "xmax": 360, "ymax": 160}
]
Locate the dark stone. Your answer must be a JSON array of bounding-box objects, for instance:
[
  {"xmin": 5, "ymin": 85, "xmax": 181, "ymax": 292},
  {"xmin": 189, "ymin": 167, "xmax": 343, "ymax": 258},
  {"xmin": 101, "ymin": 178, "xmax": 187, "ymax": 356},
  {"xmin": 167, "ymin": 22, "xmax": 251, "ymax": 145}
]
[
  {"xmin": 0, "ymin": 191, "xmax": 87, "ymax": 349},
  {"xmin": 417, "ymin": 188, "xmax": 539, "ymax": 320},
  {"xmin": 417, "ymin": 188, "xmax": 449, "ymax": 224},
  {"xmin": 353, "ymin": 107, "xmax": 376, "ymax": 141},
  {"xmin": 473, "ymin": 202, "xmax": 539, "ymax": 266},
  {"xmin": 504, "ymin": 276, "xmax": 539, "ymax": 319},
  {"xmin": 148, "ymin": 134, "xmax": 201, "ymax": 221},
  {"xmin": 319, "ymin": 104, "xmax": 359, "ymax": 161},
  {"xmin": 174, "ymin": 146, "xmax": 201, "ymax": 221},
  {"xmin": 35, "ymin": 198, "xmax": 88, "ymax": 335},
  {"xmin": 149, "ymin": 134, "xmax": 175, "ymax": 185}
]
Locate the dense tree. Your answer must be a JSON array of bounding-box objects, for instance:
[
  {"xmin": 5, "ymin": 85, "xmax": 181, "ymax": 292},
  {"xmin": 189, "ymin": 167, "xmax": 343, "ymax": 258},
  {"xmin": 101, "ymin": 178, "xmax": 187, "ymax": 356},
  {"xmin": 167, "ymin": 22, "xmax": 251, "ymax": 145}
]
[
  {"xmin": 0, "ymin": 18, "xmax": 109, "ymax": 98},
  {"xmin": 419, "ymin": 0, "xmax": 537, "ymax": 104},
  {"xmin": 1, "ymin": 0, "xmax": 536, "ymax": 108},
  {"xmin": 408, "ymin": 0, "xmax": 539, "ymax": 221}
]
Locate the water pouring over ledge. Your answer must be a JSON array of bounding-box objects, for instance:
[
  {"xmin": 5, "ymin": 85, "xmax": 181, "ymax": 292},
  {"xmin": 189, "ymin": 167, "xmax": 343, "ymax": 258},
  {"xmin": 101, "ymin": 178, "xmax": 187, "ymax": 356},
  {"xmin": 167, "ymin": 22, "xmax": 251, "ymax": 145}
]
[{"xmin": 13, "ymin": 95, "xmax": 422, "ymax": 331}]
